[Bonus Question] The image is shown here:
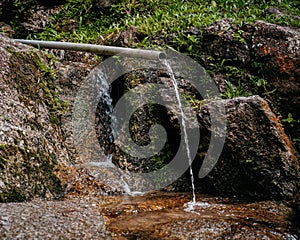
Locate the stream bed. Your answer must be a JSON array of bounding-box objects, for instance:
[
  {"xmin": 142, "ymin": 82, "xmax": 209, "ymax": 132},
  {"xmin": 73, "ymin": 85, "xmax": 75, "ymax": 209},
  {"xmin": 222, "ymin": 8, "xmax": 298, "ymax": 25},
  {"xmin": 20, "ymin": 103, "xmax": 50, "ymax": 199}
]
[{"xmin": 1, "ymin": 191, "xmax": 298, "ymax": 239}]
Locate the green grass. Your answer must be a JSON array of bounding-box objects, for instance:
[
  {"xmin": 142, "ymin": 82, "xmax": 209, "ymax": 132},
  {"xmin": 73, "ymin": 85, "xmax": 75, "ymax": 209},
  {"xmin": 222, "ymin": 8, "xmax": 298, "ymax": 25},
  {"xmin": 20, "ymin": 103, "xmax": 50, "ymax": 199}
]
[
  {"xmin": 10, "ymin": 0, "xmax": 300, "ymax": 107},
  {"xmin": 10, "ymin": 0, "xmax": 296, "ymax": 106},
  {"xmin": 27, "ymin": 0, "xmax": 300, "ymax": 51},
  {"xmin": 222, "ymin": 79, "xmax": 249, "ymax": 99}
]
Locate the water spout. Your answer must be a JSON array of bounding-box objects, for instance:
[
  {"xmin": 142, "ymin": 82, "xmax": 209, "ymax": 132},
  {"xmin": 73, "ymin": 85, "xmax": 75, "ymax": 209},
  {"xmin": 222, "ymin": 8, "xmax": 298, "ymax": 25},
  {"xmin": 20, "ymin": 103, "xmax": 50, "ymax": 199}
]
[
  {"xmin": 163, "ymin": 59, "xmax": 197, "ymax": 204},
  {"xmin": 14, "ymin": 39, "xmax": 167, "ymax": 60}
]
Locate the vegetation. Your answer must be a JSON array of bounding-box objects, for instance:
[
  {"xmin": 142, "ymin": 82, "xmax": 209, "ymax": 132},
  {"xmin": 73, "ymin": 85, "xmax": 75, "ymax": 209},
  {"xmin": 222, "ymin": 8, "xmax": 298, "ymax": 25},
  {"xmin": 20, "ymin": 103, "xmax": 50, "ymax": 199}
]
[
  {"xmin": 23, "ymin": 0, "xmax": 300, "ymax": 49},
  {"xmin": 222, "ymin": 80, "xmax": 249, "ymax": 99},
  {"xmin": 0, "ymin": 48, "xmax": 68, "ymax": 202},
  {"xmin": 8, "ymin": 50, "xmax": 68, "ymax": 125}
]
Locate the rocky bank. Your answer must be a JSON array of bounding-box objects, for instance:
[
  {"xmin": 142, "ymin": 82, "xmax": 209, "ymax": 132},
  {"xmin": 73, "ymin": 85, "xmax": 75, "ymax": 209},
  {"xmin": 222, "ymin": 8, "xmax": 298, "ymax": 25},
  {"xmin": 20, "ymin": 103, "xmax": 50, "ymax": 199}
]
[{"xmin": 0, "ymin": 0, "xmax": 299, "ymax": 238}]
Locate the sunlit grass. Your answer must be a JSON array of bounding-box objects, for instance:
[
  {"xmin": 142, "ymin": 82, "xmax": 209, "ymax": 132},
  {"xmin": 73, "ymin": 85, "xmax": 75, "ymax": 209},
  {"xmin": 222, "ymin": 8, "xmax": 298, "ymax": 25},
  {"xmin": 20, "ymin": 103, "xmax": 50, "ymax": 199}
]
[{"xmin": 27, "ymin": 0, "xmax": 300, "ymax": 51}]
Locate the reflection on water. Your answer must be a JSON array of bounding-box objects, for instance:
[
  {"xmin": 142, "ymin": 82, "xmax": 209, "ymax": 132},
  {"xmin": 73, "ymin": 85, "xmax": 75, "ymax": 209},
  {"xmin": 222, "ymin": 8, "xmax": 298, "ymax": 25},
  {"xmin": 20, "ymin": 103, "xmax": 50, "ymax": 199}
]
[{"xmin": 81, "ymin": 191, "xmax": 297, "ymax": 239}]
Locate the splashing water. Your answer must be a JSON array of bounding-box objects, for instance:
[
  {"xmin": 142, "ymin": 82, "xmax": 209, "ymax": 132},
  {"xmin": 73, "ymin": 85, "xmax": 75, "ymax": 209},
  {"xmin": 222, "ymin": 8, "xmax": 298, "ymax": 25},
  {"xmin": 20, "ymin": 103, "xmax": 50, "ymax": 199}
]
[
  {"xmin": 184, "ymin": 201, "xmax": 211, "ymax": 215},
  {"xmin": 121, "ymin": 176, "xmax": 145, "ymax": 196},
  {"xmin": 163, "ymin": 59, "xmax": 197, "ymax": 204}
]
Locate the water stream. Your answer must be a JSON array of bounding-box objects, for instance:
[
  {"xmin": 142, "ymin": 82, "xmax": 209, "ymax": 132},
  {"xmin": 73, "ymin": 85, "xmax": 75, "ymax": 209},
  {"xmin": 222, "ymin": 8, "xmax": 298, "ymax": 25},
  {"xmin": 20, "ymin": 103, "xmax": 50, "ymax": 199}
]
[
  {"xmin": 163, "ymin": 59, "xmax": 197, "ymax": 204},
  {"xmin": 163, "ymin": 60, "xmax": 228, "ymax": 214}
]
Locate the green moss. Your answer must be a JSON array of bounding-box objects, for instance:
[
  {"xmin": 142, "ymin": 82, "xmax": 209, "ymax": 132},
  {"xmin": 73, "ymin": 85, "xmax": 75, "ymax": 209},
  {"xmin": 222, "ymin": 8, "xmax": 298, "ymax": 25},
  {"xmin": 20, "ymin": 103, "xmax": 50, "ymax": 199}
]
[
  {"xmin": 0, "ymin": 188, "xmax": 26, "ymax": 203},
  {"xmin": 0, "ymin": 45, "xmax": 69, "ymax": 203},
  {"xmin": 0, "ymin": 157, "xmax": 8, "ymax": 170},
  {"xmin": 0, "ymin": 144, "xmax": 63, "ymax": 203},
  {"xmin": 8, "ymin": 50, "xmax": 69, "ymax": 125},
  {"xmin": 0, "ymin": 145, "xmax": 12, "ymax": 170},
  {"xmin": 0, "ymin": 144, "xmax": 19, "ymax": 155}
]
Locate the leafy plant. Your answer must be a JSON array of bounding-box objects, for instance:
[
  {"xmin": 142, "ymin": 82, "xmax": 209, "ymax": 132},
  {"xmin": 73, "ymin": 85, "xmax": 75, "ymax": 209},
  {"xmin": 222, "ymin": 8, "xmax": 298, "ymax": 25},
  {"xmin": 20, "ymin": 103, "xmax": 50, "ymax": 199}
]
[
  {"xmin": 282, "ymin": 113, "xmax": 300, "ymax": 127},
  {"xmin": 222, "ymin": 80, "xmax": 249, "ymax": 99},
  {"xmin": 232, "ymin": 29, "xmax": 246, "ymax": 44}
]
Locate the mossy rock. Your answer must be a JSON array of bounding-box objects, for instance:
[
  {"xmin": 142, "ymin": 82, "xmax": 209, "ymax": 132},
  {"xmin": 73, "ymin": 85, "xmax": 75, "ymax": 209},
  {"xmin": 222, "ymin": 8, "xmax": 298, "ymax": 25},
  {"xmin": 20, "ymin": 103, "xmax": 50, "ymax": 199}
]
[
  {"xmin": 0, "ymin": 144, "xmax": 62, "ymax": 202},
  {"xmin": 8, "ymin": 50, "xmax": 68, "ymax": 125},
  {"xmin": 0, "ymin": 35, "xmax": 68, "ymax": 202}
]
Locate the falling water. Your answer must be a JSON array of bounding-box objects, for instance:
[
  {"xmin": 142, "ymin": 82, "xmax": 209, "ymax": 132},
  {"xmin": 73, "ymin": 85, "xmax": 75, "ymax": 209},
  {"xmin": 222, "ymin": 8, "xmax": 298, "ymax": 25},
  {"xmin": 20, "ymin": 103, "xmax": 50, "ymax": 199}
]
[
  {"xmin": 91, "ymin": 70, "xmax": 145, "ymax": 195},
  {"xmin": 87, "ymin": 70, "xmax": 116, "ymax": 168},
  {"xmin": 163, "ymin": 59, "xmax": 197, "ymax": 204}
]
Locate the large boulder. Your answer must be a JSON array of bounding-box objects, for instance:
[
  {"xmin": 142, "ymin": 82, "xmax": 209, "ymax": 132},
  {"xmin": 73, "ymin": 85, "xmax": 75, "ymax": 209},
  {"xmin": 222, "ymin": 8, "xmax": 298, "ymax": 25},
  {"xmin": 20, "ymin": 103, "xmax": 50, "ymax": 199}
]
[
  {"xmin": 0, "ymin": 34, "xmax": 69, "ymax": 202},
  {"xmin": 195, "ymin": 95, "xmax": 299, "ymax": 200}
]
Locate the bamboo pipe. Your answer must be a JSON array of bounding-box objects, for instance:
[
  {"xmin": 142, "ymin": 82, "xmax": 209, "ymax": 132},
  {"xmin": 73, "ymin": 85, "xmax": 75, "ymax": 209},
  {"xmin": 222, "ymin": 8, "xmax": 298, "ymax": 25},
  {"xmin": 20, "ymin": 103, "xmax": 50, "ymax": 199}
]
[{"xmin": 14, "ymin": 39, "xmax": 167, "ymax": 60}]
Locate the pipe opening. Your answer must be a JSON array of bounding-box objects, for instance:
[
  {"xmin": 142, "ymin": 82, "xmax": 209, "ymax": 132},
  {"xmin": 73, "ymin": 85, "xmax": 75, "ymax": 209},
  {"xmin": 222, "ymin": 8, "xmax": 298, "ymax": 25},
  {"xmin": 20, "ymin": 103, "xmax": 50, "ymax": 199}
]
[{"xmin": 158, "ymin": 52, "xmax": 167, "ymax": 60}]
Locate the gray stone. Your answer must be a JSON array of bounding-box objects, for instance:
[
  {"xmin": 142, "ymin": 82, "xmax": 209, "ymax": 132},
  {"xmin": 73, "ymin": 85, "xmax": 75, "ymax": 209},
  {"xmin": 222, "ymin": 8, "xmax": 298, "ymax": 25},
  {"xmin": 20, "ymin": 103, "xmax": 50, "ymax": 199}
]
[
  {"xmin": 0, "ymin": 199, "xmax": 111, "ymax": 239},
  {"xmin": 195, "ymin": 95, "xmax": 299, "ymax": 200}
]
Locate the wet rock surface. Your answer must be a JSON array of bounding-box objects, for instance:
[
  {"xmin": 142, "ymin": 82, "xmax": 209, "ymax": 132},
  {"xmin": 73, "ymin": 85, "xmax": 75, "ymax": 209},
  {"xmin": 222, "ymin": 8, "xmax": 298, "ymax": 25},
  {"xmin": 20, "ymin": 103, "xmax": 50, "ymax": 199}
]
[
  {"xmin": 56, "ymin": 165, "xmax": 123, "ymax": 196},
  {"xmin": 1, "ymin": 192, "xmax": 297, "ymax": 239},
  {"xmin": 101, "ymin": 192, "xmax": 298, "ymax": 239},
  {"xmin": 53, "ymin": 60, "xmax": 97, "ymax": 164}
]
